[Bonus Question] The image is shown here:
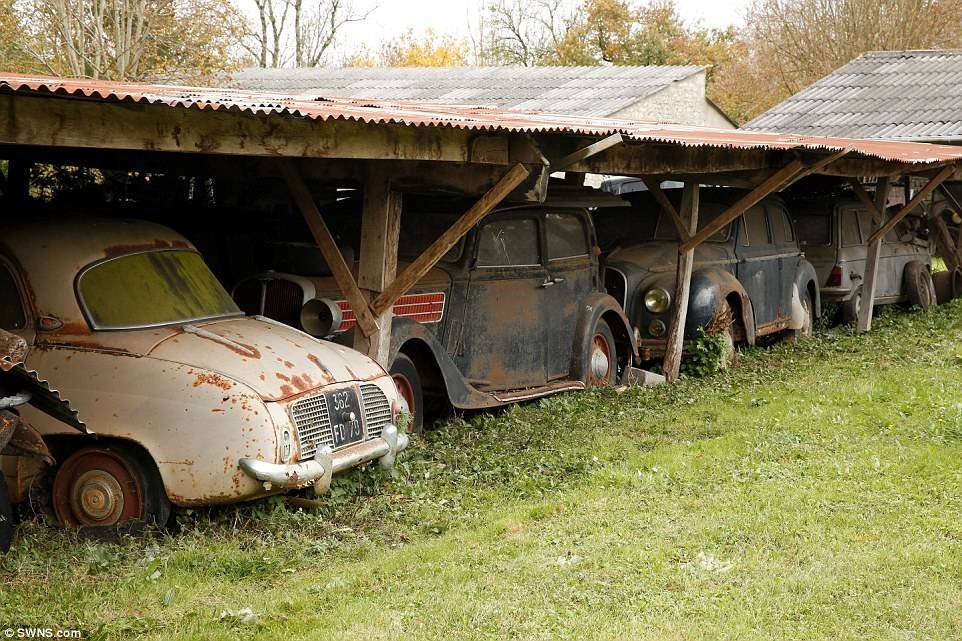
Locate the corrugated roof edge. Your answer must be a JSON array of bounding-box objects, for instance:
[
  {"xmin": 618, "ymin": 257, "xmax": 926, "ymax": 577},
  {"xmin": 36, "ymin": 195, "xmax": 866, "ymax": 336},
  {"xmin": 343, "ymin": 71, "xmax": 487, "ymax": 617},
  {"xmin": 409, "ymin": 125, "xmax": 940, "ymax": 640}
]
[{"xmin": 2, "ymin": 73, "xmax": 962, "ymax": 166}]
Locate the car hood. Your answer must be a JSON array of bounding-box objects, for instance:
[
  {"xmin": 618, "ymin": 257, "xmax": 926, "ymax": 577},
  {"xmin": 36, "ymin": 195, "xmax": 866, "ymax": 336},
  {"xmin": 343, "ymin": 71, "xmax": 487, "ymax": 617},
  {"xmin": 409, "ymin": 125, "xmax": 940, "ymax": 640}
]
[
  {"xmin": 147, "ymin": 317, "xmax": 385, "ymax": 401},
  {"xmin": 607, "ymin": 242, "xmax": 733, "ymax": 274}
]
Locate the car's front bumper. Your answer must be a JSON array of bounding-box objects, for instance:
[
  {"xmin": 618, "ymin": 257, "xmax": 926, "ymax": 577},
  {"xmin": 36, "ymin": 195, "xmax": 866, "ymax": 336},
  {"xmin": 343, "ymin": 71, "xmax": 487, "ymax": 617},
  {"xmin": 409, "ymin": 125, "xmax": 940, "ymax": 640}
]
[{"xmin": 238, "ymin": 424, "xmax": 409, "ymax": 494}]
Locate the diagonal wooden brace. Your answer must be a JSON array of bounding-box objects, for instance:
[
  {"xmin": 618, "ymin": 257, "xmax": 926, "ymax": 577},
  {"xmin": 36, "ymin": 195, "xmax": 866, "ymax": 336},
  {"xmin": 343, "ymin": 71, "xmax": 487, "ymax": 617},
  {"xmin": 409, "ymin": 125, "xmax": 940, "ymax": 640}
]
[
  {"xmin": 371, "ymin": 164, "xmax": 531, "ymax": 317},
  {"xmin": 867, "ymin": 166, "xmax": 955, "ymax": 245},
  {"xmin": 849, "ymin": 179, "xmax": 886, "ymax": 225},
  {"xmin": 280, "ymin": 159, "xmax": 380, "ymax": 337},
  {"xmin": 641, "ymin": 177, "xmax": 690, "ymax": 243},
  {"xmin": 678, "ymin": 159, "xmax": 805, "ymax": 253}
]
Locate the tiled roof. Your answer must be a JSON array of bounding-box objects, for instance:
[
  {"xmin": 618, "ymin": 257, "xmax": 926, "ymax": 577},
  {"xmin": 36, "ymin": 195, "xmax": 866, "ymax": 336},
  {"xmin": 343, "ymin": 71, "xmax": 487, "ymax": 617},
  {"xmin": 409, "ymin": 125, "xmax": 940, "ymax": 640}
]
[
  {"xmin": 229, "ymin": 66, "xmax": 705, "ymax": 117},
  {"xmin": 743, "ymin": 50, "xmax": 962, "ymax": 141}
]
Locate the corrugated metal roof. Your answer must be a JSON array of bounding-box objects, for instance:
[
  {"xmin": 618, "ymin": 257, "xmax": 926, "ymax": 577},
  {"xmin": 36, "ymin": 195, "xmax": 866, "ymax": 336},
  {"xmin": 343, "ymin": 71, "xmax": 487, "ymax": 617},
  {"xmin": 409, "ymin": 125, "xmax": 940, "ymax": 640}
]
[
  {"xmin": 2, "ymin": 73, "xmax": 961, "ymax": 166},
  {"xmin": 743, "ymin": 50, "xmax": 962, "ymax": 142},
  {"xmin": 229, "ymin": 66, "xmax": 705, "ymax": 118}
]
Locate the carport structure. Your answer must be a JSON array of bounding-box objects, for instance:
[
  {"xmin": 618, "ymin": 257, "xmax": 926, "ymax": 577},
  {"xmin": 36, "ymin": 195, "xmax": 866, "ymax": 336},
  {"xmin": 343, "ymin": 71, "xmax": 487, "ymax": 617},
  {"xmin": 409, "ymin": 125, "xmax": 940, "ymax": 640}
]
[{"xmin": 1, "ymin": 74, "xmax": 961, "ymax": 384}]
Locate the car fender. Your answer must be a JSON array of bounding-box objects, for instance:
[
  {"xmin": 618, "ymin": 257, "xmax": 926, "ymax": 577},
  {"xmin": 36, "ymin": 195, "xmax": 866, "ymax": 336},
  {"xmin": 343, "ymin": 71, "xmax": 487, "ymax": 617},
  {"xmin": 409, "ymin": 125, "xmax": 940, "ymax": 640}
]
[
  {"xmin": 794, "ymin": 259, "xmax": 822, "ymax": 320},
  {"xmin": 650, "ymin": 268, "xmax": 756, "ymax": 345},
  {"xmin": 569, "ymin": 293, "xmax": 637, "ymax": 381},
  {"xmin": 387, "ymin": 318, "xmax": 501, "ymax": 410}
]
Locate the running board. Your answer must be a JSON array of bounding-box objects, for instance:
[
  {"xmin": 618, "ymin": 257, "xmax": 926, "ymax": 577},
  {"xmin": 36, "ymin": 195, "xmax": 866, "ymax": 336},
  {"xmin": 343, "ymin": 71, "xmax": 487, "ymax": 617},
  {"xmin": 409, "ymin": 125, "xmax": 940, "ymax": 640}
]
[{"xmin": 490, "ymin": 381, "xmax": 586, "ymax": 403}]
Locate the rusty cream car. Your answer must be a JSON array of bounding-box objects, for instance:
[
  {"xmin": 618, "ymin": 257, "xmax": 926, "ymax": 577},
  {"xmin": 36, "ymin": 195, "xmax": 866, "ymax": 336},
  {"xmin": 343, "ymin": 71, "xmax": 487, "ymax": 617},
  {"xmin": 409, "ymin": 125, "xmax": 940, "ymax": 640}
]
[{"xmin": 0, "ymin": 217, "xmax": 408, "ymax": 531}]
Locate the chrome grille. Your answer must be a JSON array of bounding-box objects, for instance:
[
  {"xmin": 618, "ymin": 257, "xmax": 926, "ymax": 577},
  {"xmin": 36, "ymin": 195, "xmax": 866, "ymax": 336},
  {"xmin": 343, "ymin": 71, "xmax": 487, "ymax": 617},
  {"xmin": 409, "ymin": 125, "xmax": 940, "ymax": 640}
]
[
  {"xmin": 360, "ymin": 384, "xmax": 392, "ymax": 438},
  {"xmin": 290, "ymin": 394, "xmax": 333, "ymax": 460}
]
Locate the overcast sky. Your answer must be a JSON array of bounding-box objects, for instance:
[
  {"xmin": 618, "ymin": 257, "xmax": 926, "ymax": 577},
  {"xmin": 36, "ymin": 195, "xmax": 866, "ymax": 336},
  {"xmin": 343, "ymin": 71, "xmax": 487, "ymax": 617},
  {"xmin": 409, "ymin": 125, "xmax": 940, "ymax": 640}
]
[{"xmin": 241, "ymin": 0, "xmax": 751, "ymax": 62}]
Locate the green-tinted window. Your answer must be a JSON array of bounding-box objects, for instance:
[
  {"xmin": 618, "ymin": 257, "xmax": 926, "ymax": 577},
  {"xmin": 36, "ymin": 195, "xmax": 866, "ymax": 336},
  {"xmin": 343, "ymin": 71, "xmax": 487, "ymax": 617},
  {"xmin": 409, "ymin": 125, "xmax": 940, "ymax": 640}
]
[{"xmin": 78, "ymin": 250, "xmax": 241, "ymax": 330}]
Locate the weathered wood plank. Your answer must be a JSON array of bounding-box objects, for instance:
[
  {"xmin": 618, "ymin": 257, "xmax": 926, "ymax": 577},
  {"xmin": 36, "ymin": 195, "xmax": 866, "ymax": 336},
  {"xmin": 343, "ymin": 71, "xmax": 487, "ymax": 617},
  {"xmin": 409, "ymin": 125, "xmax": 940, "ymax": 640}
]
[
  {"xmin": 280, "ymin": 159, "xmax": 380, "ymax": 337},
  {"xmin": 370, "ymin": 163, "xmax": 531, "ymax": 316},
  {"xmin": 857, "ymin": 177, "xmax": 891, "ymax": 333},
  {"xmin": 867, "ymin": 166, "xmax": 954, "ymax": 245},
  {"xmin": 641, "ymin": 177, "xmax": 690, "ymax": 242},
  {"xmin": 849, "ymin": 179, "xmax": 885, "ymax": 224},
  {"xmin": 663, "ymin": 182, "xmax": 699, "ymax": 382}
]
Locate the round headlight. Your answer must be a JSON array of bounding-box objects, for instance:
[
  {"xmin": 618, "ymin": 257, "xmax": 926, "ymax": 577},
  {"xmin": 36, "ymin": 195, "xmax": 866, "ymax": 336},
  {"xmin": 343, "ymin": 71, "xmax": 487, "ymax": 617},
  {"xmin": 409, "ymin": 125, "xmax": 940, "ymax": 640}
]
[
  {"xmin": 643, "ymin": 287, "xmax": 671, "ymax": 314},
  {"xmin": 648, "ymin": 319, "xmax": 667, "ymax": 337}
]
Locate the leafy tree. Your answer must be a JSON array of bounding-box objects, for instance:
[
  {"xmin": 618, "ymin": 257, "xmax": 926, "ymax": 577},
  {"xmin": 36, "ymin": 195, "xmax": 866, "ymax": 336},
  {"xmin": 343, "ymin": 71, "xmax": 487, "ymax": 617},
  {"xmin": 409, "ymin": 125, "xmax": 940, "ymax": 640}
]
[{"xmin": 371, "ymin": 28, "xmax": 470, "ymax": 67}]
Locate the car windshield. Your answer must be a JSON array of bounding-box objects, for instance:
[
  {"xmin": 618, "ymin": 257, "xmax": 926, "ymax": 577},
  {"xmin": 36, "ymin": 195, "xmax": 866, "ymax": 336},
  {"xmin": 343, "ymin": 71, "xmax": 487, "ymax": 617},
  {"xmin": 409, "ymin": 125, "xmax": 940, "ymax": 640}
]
[
  {"xmin": 78, "ymin": 250, "xmax": 242, "ymax": 330},
  {"xmin": 794, "ymin": 214, "xmax": 832, "ymax": 246},
  {"xmin": 398, "ymin": 211, "xmax": 464, "ymax": 262},
  {"xmin": 653, "ymin": 202, "xmax": 730, "ymax": 242}
]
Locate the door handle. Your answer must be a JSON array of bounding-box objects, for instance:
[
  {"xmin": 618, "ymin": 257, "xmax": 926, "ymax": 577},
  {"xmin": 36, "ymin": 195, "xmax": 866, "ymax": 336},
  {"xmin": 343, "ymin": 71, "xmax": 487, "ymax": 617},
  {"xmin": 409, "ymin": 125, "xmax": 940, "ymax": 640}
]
[{"xmin": 539, "ymin": 279, "xmax": 556, "ymax": 288}]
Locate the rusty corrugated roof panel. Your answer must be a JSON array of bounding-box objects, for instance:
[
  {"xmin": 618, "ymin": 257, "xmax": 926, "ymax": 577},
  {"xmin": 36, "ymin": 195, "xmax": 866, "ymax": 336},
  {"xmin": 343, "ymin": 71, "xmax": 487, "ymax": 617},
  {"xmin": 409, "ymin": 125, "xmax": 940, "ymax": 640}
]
[{"xmin": 2, "ymin": 73, "xmax": 962, "ymax": 165}]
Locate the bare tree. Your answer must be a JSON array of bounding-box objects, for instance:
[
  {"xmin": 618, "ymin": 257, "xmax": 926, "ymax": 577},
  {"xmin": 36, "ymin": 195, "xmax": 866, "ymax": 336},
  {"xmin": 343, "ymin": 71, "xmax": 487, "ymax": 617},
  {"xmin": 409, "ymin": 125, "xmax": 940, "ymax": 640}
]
[{"xmin": 243, "ymin": 0, "xmax": 373, "ymax": 68}]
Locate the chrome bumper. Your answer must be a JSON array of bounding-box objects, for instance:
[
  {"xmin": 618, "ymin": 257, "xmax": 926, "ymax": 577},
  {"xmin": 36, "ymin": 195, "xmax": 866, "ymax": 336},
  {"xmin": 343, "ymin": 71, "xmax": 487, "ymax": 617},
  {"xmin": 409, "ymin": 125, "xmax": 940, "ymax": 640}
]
[{"xmin": 238, "ymin": 424, "xmax": 410, "ymax": 494}]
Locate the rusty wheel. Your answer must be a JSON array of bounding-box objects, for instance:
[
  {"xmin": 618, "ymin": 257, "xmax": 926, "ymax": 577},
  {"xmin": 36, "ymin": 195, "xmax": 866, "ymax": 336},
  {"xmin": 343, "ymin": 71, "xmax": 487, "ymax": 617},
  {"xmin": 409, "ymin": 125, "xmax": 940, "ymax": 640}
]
[
  {"xmin": 587, "ymin": 320, "xmax": 617, "ymax": 387},
  {"xmin": 1, "ymin": 474, "xmax": 12, "ymax": 553},
  {"xmin": 52, "ymin": 444, "xmax": 170, "ymax": 530},
  {"xmin": 390, "ymin": 354, "xmax": 423, "ymax": 434}
]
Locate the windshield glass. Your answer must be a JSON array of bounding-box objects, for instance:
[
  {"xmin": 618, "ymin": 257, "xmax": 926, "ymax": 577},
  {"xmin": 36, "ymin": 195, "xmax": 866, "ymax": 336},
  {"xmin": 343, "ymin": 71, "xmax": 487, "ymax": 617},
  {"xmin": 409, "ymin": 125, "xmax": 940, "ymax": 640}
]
[
  {"xmin": 78, "ymin": 250, "xmax": 242, "ymax": 330},
  {"xmin": 654, "ymin": 202, "xmax": 730, "ymax": 242},
  {"xmin": 398, "ymin": 211, "xmax": 464, "ymax": 262}
]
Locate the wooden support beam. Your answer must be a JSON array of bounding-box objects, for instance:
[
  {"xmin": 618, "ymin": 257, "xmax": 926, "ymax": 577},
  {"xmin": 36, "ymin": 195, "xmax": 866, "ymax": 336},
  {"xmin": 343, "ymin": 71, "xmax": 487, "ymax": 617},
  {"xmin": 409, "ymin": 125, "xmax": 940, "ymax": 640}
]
[
  {"xmin": 552, "ymin": 134, "xmax": 624, "ymax": 172},
  {"xmin": 663, "ymin": 182, "xmax": 699, "ymax": 382},
  {"xmin": 371, "ymin": 163, "xmax": 531, "ymax": 316},
  {"xmin": 353, "ymin": 174, "xmax": 402, "ymax": 366},
  {"xmin": 641, "ymin": 177, "xmax": 690, "ymax": 242},
  {"xmin": 782, "ymin": 148, "xmax": 851, "ymax": 190},
  {"xmin": 867, "ymin": 166, "xmax": 954, "ymax": 245},
  {"xmin": 857, "ymin": 177, "xmax": 891, "ymax": 333},
  {"xmin": 280, "ymin": 159, "xmax": 380, "ymax": 337},
  {"xmin": 679, "ymin": 159, "xmax": 805, "ymax": 253},
  {"xmin": 849, "ymin": 179, "xmax": 885, "ymax": 224},
  {"xmin": 935, "ymin": 184, "xmax": 962, "ymax": 255},
  {"xmin": 932, "ymin": 215, "xmax": 961, "ymax": 271}
]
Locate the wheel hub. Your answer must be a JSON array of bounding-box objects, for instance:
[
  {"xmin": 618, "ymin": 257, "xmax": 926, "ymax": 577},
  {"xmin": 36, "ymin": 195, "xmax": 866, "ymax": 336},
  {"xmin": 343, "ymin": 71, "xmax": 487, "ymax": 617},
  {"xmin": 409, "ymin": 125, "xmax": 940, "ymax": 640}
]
[
  {"xmin": 589, "ymin": 335, "xmax": 611, "ymax": 383},
  {"xmin": 72, "ymin": 471, "xmax": 125, "ymax": 524}
]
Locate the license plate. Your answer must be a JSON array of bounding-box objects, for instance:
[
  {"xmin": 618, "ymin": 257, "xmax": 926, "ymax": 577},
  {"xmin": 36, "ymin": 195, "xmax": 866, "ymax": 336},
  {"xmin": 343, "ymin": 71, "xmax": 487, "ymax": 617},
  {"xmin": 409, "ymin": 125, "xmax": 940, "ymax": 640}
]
[{"xmin": 326, "ymin": 387, "xmax": 364, "ymax": 449}]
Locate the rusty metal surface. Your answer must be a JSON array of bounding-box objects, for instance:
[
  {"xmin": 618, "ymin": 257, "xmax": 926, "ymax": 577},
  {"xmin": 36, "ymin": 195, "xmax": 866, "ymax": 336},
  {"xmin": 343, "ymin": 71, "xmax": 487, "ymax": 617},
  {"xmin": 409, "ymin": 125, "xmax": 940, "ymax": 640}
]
[
  {"xmin": 2, "ymin": 73, "xmax": 962, "ymax": 165},
  {"xmin": 0, "ymin": 410, "xmax": 52, "ymax": 461}
]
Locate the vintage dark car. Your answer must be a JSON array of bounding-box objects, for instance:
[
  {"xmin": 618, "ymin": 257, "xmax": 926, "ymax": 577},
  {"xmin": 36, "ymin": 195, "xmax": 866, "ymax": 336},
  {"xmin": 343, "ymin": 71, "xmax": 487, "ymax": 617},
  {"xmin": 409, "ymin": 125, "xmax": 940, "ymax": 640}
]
[
  {"xmin": 593, "ymin": 186, "xmax": 821, "ymax": 360},
  {"xmin": 231, "ymin": 192, "xmax": 638, "ymax": 430},
  {"xmin": 790, "ymin": 195, "xmax": 934, "ymax": 323}
]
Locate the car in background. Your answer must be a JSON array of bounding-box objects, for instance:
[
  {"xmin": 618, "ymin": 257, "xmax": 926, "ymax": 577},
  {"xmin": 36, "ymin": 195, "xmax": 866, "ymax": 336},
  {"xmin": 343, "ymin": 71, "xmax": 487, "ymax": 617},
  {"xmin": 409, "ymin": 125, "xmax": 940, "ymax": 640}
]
[
  {"xmin": 232, "ymin": 191, "xmax": 638, "ymax": 431},
  {"xmin": 0, "ymin": 217, "xmax": 407, "ymax": 533},
  {"xmin": 594, "ymin": 187, "xmax": 820, "ymax": 361},
  {"xmin": 791, "ymin": 196, "xmax": 934, "ymax": 323}
]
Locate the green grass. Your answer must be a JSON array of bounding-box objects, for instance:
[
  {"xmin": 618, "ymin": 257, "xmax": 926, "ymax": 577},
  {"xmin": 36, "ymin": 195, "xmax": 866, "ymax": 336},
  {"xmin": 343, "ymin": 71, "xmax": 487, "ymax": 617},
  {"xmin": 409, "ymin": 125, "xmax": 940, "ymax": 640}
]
[{"xmin": 4, "ymin": 302, "xmax": 962, "ymax": 640}]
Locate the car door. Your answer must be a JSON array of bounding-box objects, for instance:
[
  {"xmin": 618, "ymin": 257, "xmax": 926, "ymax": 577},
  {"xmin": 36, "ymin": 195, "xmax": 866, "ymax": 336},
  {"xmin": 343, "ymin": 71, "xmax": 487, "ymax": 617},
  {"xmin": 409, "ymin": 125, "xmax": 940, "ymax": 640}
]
[
  {"xmin": 735, "ymin": 205, "xmax": 779, "ymax": 328},
  {"xmin": 542, "ymin": 209, "xmax": 595, "ymax": 381},
  {"xmin": 459, "ymin": 212, "xmax": 548, "ymax": 390},
  {"xmin": 767, "ymin": 203, "xmax": 801, "ymax": 319}
]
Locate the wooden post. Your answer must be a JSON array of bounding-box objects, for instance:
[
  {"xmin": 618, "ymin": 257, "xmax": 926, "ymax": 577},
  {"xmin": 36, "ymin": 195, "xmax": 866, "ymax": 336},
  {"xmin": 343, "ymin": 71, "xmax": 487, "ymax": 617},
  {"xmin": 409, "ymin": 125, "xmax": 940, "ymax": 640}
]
[
  {"xmin": 857, "ymin": 177, "xmax": 890, "ymax": 333},
  {"xmin": 354, "ymin": 174, "xmax": 402, "ymax": 367},
  {"xmin": 663, "ymin": 182, "xmax": 699, "ymax": 382}
]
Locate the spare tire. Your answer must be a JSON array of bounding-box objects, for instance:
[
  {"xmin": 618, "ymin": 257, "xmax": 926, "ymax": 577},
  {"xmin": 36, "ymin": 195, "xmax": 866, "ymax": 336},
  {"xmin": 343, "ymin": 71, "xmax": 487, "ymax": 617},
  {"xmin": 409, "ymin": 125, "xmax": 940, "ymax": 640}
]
[
  {"xmin": 933, "ymin": 267, "xmax": 962, "ymax": 304},
  {"xmin": 1, "ymin": 474, "xmax": 13, "ymax": 554},
  {"xmin": 904, "ymin": 261, "xmax": 935, "ymax": 309}
]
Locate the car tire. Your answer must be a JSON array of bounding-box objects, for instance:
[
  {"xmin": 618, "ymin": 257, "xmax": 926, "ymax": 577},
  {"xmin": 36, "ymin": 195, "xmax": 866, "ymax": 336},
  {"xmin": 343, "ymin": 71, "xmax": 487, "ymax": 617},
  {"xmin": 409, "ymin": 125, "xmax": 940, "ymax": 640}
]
[
  {"xmin": 1, "ymin": 474, "xmax": 13, "ymax": 554},
  {"xmin": 390, "ymin": 354, "xmax": 424, "ymax": 434},
  {"xmin": 904, "ymin": 261, "xmax": 935, "ymax": 309},
  {"xmin": 841, "ymin": 286, "xmax": 864, "ymax": 325},
  {"xmin": 51, "ymin": 442, "xmax": 171, "ymax": 533},
  {"xmin": 587, "ymin": 319, "xmax": 618, "ymax": 387},
  {"xmin": 933, "ymin": 270, "xmax": 956, "ymax": 304}
]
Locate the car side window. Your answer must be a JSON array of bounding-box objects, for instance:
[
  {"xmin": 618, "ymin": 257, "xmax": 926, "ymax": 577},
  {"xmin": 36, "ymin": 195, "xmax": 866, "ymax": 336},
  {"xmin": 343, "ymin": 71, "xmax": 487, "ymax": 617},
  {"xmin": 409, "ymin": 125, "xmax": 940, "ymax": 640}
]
[
  {"xmin": 769, "ymin": 208, "xmax": 795, "ymax": 245},
  {"xmin": 476, "ymin": 217, "xmax": 540, "ymax": 267},
  {"xmin": 841, "ymin": 210, "xmax": 862, "ymax": 247},
  {"xmin": 856, "ymin": 210, "xmax": 876, "ymax": 240},
  {"xmin": 545, "ymin": 212, "xmax": 588, "ymax": 260},
  {"xmin": 740, "ymin": 207, "xmax": 770, "ymax": 246},
  {"xmin": 0, "ymin": 265, "xmax": 26, "ymax": 331}
]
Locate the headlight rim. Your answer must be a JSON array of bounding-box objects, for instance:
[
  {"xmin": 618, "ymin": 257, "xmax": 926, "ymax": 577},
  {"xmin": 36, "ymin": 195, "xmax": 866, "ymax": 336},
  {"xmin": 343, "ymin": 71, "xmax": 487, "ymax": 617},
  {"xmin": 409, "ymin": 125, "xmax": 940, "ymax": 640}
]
[{"xmin": 643, "ymin": 287, "xmax": 671, "ymax": 314}]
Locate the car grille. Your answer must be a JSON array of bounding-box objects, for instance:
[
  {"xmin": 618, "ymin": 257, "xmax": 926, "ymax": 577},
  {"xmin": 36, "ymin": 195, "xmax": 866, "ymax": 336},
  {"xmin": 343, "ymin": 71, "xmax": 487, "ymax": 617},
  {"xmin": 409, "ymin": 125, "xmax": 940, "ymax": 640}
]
[
  {"xmin": 290, "ymin": 384, "xmax": 393, "ymax": 459},
  {"xmin": 360, "ymin": 383, "xmax": 392, "ymax": 438},
  {"xmin": 290, "ymin": 394, "xmax": 334, "ymax": 460}
]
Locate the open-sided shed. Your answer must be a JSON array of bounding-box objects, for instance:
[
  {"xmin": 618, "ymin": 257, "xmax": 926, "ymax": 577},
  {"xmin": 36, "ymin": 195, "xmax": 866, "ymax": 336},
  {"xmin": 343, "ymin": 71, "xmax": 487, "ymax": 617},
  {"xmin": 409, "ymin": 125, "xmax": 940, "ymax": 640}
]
[{"xmin": 2, "ymin": 74, "xmax": 961, "ymax": 382}]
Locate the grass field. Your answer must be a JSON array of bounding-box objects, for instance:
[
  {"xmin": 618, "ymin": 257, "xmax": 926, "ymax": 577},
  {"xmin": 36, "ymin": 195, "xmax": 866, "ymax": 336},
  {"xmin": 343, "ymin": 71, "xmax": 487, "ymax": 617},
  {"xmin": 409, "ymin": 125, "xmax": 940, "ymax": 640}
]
[{"xmin": 3, "ymin": 301, "xmax": 962, "ymax": 640}]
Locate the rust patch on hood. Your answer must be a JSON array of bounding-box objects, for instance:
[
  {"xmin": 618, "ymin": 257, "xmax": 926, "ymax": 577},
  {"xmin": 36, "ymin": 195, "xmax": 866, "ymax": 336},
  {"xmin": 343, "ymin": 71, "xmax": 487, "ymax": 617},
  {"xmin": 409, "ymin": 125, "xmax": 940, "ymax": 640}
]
[{"xmin": 192, "ymin": 371, "xmax": 233, "ymax": 391}]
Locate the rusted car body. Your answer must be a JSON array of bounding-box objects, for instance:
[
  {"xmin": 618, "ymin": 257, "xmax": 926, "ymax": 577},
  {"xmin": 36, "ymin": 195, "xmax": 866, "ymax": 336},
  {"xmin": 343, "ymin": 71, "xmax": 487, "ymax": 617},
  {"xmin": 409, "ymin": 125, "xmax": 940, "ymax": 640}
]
[
  {"xmin": 0, "ymin": 217, "xmax": 407, "ymax": 531},
  {"xmin": 791, "ymin": 196, "xmax": 934, "ymax": 322},
  {"xmin": 233, "ymin": 195, "xmax": 637, "ymax": 429},
  {"xmin": 594, "ymin": 188, "xmax": 820, "ymax": 359}
]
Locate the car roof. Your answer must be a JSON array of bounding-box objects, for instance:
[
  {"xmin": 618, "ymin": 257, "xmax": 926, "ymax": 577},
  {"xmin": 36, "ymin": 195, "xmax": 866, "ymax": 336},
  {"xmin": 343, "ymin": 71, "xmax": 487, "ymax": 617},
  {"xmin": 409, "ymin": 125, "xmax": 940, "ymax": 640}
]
[{"xmin": 0, "ymin": 215, "xmax": 196, "ymax": 330}]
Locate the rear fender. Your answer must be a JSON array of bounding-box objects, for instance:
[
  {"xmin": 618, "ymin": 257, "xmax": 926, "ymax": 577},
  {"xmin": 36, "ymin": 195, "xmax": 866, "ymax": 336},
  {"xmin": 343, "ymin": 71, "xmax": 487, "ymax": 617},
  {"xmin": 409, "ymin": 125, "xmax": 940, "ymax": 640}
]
[
  {"xmin": 387, "ymin": 318, "xmax": 500, "ymax": 410},
  {"xmin": 569, "ymin": 293, "xmax": 637, "ymax": 381},
  {"xmin": 794, "ymin": 259, "xmax": 822, "ymax": 321}
]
